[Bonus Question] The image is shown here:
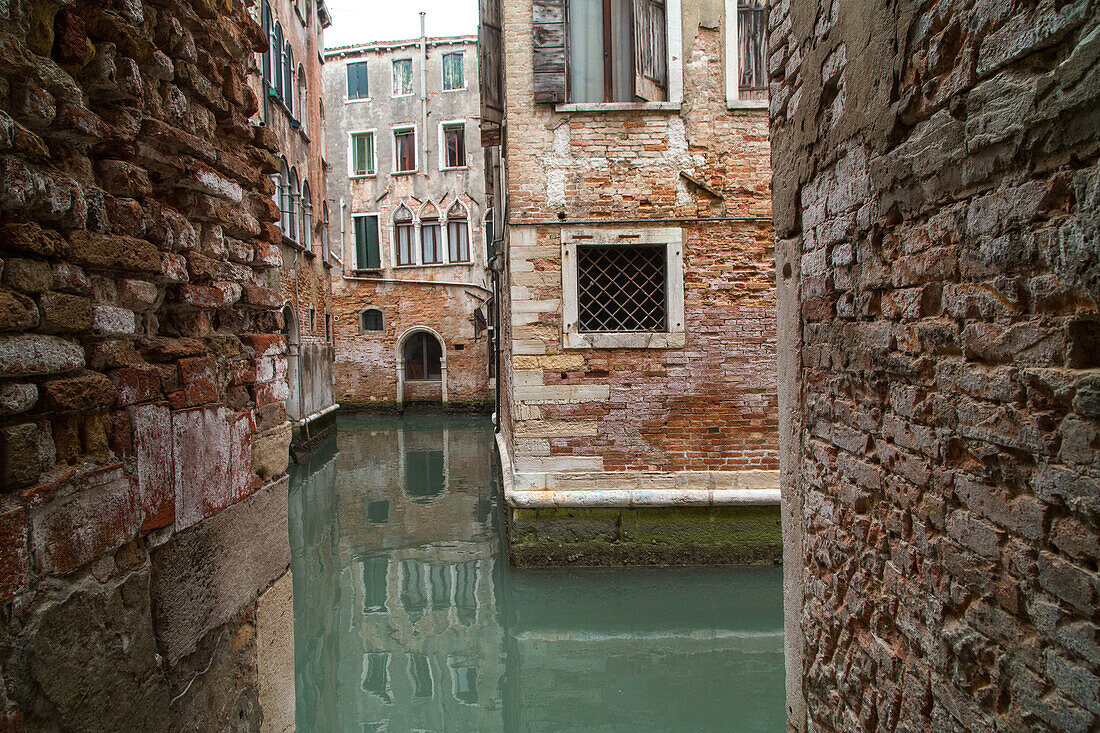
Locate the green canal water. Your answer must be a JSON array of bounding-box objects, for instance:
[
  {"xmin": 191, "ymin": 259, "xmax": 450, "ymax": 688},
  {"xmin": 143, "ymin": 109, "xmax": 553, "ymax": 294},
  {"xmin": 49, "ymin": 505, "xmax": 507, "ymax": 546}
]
[{"xmin": 289, "ymin": 414, "xmax": 785, "ymax": 732}]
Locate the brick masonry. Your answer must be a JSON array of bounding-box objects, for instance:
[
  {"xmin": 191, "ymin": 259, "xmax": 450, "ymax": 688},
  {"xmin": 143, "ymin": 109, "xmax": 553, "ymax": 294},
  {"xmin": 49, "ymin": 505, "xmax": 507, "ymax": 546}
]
[
  {"xmin": 0, "ymin": 0, "xmax": 306, "ymax": 728},
  {"xmin": 770, "ymin": 0, "xmax": 1100, "ymax": 730},
  {"xmin": 498, "ymin": 0, "xmax": 777, "ymax": 487}
]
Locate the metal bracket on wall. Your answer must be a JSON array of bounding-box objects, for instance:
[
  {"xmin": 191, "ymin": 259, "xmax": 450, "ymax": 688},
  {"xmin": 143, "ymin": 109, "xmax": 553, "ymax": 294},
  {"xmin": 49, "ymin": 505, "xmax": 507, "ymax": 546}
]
[{"xmin": 679, "ymin": 170, "xmax": 724, "ymax": 200}]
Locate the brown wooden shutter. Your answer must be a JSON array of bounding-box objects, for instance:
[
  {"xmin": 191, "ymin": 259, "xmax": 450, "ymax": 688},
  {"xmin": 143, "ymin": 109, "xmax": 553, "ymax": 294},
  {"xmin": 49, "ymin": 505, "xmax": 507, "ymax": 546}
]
[
  {"xmin": 632, "ymin": 0, "xmax": 667, "ymax": 102},
  {"xmin": 533, "ymin": 0, "xmax": 567, "ymax": 103}
]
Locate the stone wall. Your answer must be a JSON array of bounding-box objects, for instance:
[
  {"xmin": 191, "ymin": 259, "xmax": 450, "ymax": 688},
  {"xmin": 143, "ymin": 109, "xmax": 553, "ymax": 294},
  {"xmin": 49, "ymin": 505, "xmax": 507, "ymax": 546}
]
[
  {"xmin": 0, "ymin": 0, "xmax": 295, "ymax": 728},
  {"xmin": 771, "ymin": 0, "xmax": 1099, "ymax": 729}
]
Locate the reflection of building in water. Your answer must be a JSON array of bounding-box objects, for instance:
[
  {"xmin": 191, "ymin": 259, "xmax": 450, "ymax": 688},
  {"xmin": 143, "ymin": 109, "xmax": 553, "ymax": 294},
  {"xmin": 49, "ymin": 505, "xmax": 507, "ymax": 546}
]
[{"xmin": 294, "ymin": 416, "xmax": 504, "ymax": 732}]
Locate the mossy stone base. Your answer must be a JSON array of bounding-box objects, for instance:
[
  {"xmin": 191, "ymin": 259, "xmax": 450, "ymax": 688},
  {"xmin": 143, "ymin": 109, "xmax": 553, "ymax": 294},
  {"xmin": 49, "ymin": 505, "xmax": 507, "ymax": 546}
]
[{"xmin": 508, "ymin": 505, "xmax": 783, "ymax": 567}]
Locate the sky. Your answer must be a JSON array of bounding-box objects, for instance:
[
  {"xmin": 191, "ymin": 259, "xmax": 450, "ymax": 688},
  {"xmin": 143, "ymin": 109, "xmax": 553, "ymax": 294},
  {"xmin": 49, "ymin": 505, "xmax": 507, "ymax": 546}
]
[{"xmin": 324, "ymin": 0, "xmax": 479, "ymax": 48}]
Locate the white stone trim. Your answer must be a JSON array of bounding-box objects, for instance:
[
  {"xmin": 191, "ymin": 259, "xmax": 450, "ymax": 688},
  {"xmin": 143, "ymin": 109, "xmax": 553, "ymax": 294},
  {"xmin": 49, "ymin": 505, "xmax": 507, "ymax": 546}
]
[
  {"xmin": 561, "ymin": 226, "xmax": 685, "ymax": 350},
  {"xmin": 395, "ymin": 326, "xmax": 448, "ymax": 406}
]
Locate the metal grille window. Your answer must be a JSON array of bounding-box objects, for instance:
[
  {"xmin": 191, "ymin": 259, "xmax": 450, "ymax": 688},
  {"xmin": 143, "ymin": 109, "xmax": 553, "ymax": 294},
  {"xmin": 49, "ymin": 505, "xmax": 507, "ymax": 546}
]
[
  {"xmin": 360, "ymin": 308, "xmax": 383, "ymax": 332},
  {"xmin": 577, "ymin": 244, "xmax": 666, "ymax": 332}
]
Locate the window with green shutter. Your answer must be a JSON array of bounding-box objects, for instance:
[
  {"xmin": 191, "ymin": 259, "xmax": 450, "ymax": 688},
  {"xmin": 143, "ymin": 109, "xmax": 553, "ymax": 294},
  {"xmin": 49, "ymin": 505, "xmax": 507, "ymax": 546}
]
[
  {"xmin": 442, "ymin": 52, "xmax": 464, "ymax": 90},
  {"xmin": 346, "ymin": 61, "xmax": 369, "ymax": 99},
  {"xmin": 354, "ymin": 215, "xmax": 381, "ymax": 270},
  {"xmin": 350, "ymin": 132, "xmax": 374, "ymax": 176}
]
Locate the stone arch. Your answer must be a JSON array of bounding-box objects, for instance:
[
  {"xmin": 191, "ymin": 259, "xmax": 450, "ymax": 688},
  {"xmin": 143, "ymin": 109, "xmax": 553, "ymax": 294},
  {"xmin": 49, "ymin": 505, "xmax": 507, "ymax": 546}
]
[{"xmin": 395, "ymin": 326, "xmax": 447, "ymax": 406}]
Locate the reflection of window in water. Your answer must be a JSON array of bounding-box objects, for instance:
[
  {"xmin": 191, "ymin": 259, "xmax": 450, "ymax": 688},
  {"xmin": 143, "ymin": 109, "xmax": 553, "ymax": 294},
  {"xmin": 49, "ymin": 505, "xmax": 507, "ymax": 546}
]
[
  {"xmin": 399, "ymin": 559, "xmax": 427, "ymax": 618},
  {"xmin": 454, "ymin": 561, "xmax": 477, "ymax": 625},
  {"xmin": 362, "ymin": 652, "xmax": 391, "ymax": 703},
  {"xmin": 408, "ymin": 654, "xmax": 433, "ymax": 698},
  {"xmin": 404, "ymin": 450, "xmax": 445, "ymax": 503},
  {"xmin": 452, "ymin": 665, "xmax": 478, "ymax": 705},
  {"xmin": 366, "ymin": 500, "xmax": 389, "ymax": 523},
  {"xmin": 362, "ymin": 723, "xmax": 388, "ymax": 733},
  {"xmin": 429, "ymin": 564, "xmax": 452, "ymax": 610},
  {"xmin": 362, "ymin": 557, "xmax": 388, "ymax": 614}
]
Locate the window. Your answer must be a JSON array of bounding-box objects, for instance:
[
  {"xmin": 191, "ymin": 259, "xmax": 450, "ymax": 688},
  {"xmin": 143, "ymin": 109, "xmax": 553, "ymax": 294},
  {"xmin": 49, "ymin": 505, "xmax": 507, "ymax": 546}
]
[
  {"xmin": 535, "ymin": 0, "xmax": 677, "ymax": 105},
  {"xmin": 321, "ymin": 201, "xmax": 330, "ymax": 262},
  {"xmin": 353, "ymin": 215, "xmax": 381, "ymax": 269},
  {"xmin": 300, "ymin": 180, "xmax": 312, "ymax": 247},
  {"xmin": 442, "ymin": 52, "xmax": 464, "ymax": 90},
  {"xmin": 446, "ymin": 200, "xmax": 469, "ymax": 263},
  {"xmin": 403, "ymin": 332, "xmax": 442, "ymax": 381},
  {"xmin": 392, "ymin": 58, "xmax": 413, "ymax": 96},
  {"xmin": 288, "ymin": 168, "xmax": 300, "ymax": 242},
  {"xmin": 421, "ymin": 217, "xmax": 442, "ymax": 264},
  {"xmin": 408, "ymin": 655, "xmax": 433, "ymax": 698},
  {"xmin": 366, "ymin": 500, "xmax": 389, "ymax": 523},
  {"xmin": 278, "ymin": 158, "xmax": 290, "ymax": 234},
  {"xmin": 442, "ymin": 123, "xmax": 466, "ymax": 169},
  {"xmin": 309, "ymin": 306, "xmax": 316, "ymax": 334},
  {"xmin": 297, "ymin": 64, "xmax": 307, "ymax": 131},
  {"xmin": 350, "ymin": 131, "xmax": 375, "ymax": 176},
  {"xmin": 452, "ymin": 665, "xmax": 478, "ymax": 704},
  {"xmin": 347, "ymin": 60, "xmax": 369, "ymax": 100},
  {"xmin": 561, "ymin": 228, "xmax": 685, "ymax": 349},
  {"xmin": 284, "ymin": 42, "xmax": 294, "ymax": 114},
  {"xmin": 260, "ymin": 1, "xmax": 272, "ymax": 88},
  {"xmin": 393, "ymin": 127, "xmax": 416, "ymax": 172},
  {"xmin": 362, "ymin": 653, "xmax": 391, "ymax": 702},
  {"xmin": 360, "ymin": 308, "xmax": 384, "ymax": 332},
  {"xmin": 405, "ymin": 449, "xmax": 444, "ymax": 500},
  {"xmin": 325, "ymin": 312, "xmax": 332, "ymax": 342},
  {"xmin": 400, "ymin": 559, "xmax": 427, "ymax": 616},
  {"xmin": 393, "ymin": 206, "xmax": 415, "ymax": 265},
  {"xmin": 272, "ymin": 23, "xmax": 283, "ymax": 99},
  {"xmin": 362, "ymin": 556, "xmax": 387, "ymax": 611},
  {"xmin": 725, "ymin": 0, "xmax": 768, "ymax": 106}
]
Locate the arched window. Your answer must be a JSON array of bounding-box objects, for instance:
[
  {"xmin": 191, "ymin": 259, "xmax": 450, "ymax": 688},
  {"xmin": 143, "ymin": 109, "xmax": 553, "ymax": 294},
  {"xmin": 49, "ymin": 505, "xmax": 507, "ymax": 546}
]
[
  {"xmin": 260, "ymin": 1, "xmax": 272, "ymax": 88},
  {"xmin": 321, "ymin": 201, "xmax": 330, "ymax": 263},
  {"xmin": 446, "ymin": 199, "xmax": 470, "ymax": 263},
  {"xmin": 419, "ymin": 201, "xmax": 442, "ymax": 265},
  {"xmin": 288, "ymin": 167, "xmax": 300, "ymax": 242},
  {"xmin": 278, "ymin": 158, "xmax": 290, "ymax": 235},
  {"xmin": 403, "ymin": 332, "xmax": 442, "ymax": 381},
  {"xmin": 394, "ymin": 204, "xmax": 414, "ymax": 266},
  {"xmin": 300, "ymin": 180, "xmax": 312, "ymax": 248},
  {"xmin": 297, "ymin": 64, "xmax": 307, "ymax": 133},
  {"xmin": 272, "ymin": 23, "xmax": 283, "ymax": 99},
  {"xmin": 360, "ymin": 308, "xmax": 384, "ymax": 332},
  {"xmin": 284, "ymin": 43, "xmax": 294, "ymax": 116}
]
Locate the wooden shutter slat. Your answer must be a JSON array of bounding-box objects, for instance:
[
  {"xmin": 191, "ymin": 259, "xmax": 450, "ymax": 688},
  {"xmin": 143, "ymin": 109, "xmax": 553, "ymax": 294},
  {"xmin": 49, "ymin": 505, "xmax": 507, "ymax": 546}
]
[
  {"xmin": 365, "ymin": 217, "xmax": 380, "ymax": 269},
  {"xmin": 533, "ymin": 0, "xmax": 567, "ymax": 103}
]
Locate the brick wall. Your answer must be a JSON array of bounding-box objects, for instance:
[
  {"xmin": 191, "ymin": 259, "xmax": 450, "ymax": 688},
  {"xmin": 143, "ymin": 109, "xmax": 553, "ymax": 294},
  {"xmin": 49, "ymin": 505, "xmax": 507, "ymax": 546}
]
[
  {"xmin": 0, "ymin": 1, "xmax": 295, "ymax": 728},
  {"xmin": 500, "ymin": 0, "xmax": 776, "ymax": 480},
  {"xmin": 771, "ymin": 0, "xmax": 1100, "ymax": 730}
]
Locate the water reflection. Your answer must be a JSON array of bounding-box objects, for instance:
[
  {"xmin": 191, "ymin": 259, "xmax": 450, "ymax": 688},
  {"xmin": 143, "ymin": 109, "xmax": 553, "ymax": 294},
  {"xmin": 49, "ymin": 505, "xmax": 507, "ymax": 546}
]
[{"xmin": 290, "ymin": 415, "xmax": 785, "ymax": 732}]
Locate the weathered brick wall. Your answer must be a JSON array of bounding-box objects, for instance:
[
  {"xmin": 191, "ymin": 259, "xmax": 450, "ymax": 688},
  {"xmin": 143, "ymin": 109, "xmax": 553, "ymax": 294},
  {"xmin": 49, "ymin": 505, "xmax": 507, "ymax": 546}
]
[
  {"xmin": 0, "ymin": 0, "xmax": 295, "ymax": 728},
  {"xmin": 332, "ymin": 279, "xmax": 493, "ymax": 406},
  {"xmin": 770, "ymin": 0, "xmax": 1099, "ymax": 730},
  {"xmin": 501, "ymin": 0, "xmax": 776, "ymax": 478}
]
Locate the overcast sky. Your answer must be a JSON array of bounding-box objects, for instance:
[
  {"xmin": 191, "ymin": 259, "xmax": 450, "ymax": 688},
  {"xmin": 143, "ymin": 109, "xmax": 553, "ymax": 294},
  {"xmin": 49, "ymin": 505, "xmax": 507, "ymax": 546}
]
[{"xmin": 324, "ymin": 0, "xmax": 479, "ymax": 48}]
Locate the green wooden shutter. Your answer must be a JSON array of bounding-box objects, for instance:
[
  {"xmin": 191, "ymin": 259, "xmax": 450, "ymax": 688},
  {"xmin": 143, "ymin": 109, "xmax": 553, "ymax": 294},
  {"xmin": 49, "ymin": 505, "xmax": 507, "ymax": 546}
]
[{"xmin": 355, "ymin": 216, "xmax": 380, "ymax": 269}]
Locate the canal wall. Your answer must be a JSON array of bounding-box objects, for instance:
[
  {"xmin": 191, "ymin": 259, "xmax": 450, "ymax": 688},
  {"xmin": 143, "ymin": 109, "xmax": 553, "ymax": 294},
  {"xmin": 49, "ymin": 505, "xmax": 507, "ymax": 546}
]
[
  {"xmin": 771, "ymin": 0, "xmax": 1100, "ymax": 730},
  {"xmin": 0, "ymin": 1, "xmax": 299, "ymax": 728}
]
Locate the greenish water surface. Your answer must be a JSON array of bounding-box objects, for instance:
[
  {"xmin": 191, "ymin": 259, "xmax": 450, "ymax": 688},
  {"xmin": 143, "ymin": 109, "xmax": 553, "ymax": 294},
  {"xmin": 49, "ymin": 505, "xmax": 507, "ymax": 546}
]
[{"xmin": 289, "ymin": 414, "xmax": 785, "ymax": 732}]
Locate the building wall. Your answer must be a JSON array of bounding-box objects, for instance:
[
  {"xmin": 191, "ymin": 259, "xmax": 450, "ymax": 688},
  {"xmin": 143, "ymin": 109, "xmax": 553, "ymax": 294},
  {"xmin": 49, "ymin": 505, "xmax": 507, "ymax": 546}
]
[
  {"xmin": 770, "ymin": 0, "xmax": 1100, "ymax": 730},
  {"xmin": 323, "ymin": 37, "xmax": 491, "ymax": 407},
  {"xmin": 250, "ymin": 0, "xmax": 335, "ymax": 427},
  {"xmin": 0, "ymin": 1, "xmax": 297, "ymax": 728},
  {"xmin": 499, "ymin": 0, "xmax": 776, "ymax": 483}
]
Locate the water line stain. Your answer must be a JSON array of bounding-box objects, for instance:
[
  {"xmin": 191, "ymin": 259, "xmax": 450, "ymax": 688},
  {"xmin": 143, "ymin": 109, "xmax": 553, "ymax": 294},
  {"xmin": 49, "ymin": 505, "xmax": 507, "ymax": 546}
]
[{"xmin": 290, "ymin": 414, "xmax": 785, "ymax": 732}]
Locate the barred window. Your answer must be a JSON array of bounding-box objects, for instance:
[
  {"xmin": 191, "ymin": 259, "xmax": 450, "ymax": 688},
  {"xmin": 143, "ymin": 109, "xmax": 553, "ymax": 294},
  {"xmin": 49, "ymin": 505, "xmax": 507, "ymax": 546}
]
[{"xmin": 577, "ymin": 244, "xmax": 666, "ymax": 332}]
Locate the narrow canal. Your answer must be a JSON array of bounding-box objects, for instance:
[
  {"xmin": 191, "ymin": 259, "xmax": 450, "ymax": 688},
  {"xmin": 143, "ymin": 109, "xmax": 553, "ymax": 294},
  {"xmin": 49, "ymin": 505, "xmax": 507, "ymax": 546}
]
[{"xmin": 289, "ymin": 414, "xmax": 785, "ymax": 732}]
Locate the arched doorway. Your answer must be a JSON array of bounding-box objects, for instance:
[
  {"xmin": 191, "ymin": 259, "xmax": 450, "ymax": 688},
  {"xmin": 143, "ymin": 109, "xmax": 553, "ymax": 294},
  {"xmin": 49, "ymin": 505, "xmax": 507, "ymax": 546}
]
[
  {"xmin": 282, "ymin": 303, "xmax": 301, "ymax": 421},
  {"xmin": 395, "ymin": 328, "xmax": 447, "ymax": 406}
]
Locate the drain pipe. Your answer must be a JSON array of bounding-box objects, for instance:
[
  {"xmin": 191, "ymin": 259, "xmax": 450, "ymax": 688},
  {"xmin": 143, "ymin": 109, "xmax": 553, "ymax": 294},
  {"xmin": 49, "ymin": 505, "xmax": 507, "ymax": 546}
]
[
  {"xmin": 419, "ymin": 13, "xmax": 428, "ymax": 177},
  {"xmin": 339, "ymin": 197, "xmax": 346, "ymax": 273}
]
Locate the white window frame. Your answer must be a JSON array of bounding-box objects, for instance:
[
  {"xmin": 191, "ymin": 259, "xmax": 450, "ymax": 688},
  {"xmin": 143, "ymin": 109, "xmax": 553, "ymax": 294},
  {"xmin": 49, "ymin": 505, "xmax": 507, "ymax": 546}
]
[
  {"xmin": 561, "ymin": 227, "xmax": 685, "ymax": 349},
  {"xmin": 391, "ymin": 58, "xmax": 414, "ymax": 97},
  {"xmin": 438, "ymin": 120, "xmax": 468, "ymax": 171},
  {"xmin": 391, "ymin": 124, "xmax": 418, "ymax": 174},
  {"xmin": 351, "ymin": 212, "xmax": 383, "ymax": 270},
  {"xmin": 347, "ymin": 129, "xmax": 377, "ymax": 178},
  {"xmin": 391, "ymin": 203, "xmax": 418, "ymax": 267},
  {"xmin": 441, "ymin": 50, "xmax": 466, "ymax": 91},
  {"xmin": 554, "ymin": 0, "xmax": 683, "ymax": 113},
  {"xmin": 724, "ymin": 0, "xmax": 769, "ymax": 109}
]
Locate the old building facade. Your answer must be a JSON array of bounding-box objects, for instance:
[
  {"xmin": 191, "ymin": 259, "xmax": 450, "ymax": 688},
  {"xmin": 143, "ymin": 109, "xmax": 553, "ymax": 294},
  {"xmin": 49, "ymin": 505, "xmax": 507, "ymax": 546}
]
[
  {"xmin": 771, "ymin": 0, "xmax": 1100, "ymax": 730},
  {"xmin": 483, "ymin": 0, "xmax": 778, "ymax": 560},
  {"xmin": 252, "ymin": 0, "xmax": 337, "ymax": 444},
  {"xmin": 0, "ymin": 0, "xmax": 302, "ymax": 728},
  {"xmin": 323, "ymin": 33, "xmax": 493, "ymax": 409}
]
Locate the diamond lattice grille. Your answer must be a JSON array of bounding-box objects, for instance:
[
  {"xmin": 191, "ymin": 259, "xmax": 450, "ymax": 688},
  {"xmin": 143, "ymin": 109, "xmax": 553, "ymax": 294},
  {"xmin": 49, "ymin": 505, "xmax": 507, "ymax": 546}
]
[{"xmin": 577, "ymin": 244, "xmax": 667, "ymax": 332}]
